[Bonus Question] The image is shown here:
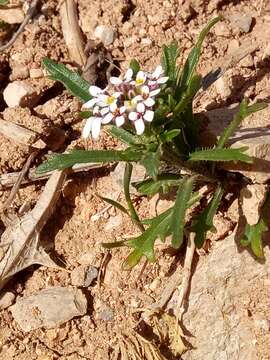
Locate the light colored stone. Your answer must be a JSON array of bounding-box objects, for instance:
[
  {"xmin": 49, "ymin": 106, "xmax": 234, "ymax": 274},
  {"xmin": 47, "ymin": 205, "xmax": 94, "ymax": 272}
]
[
  {"xmin": 231, "ymin": 14, "xmax": 253, "ymax": 33},
  {"xmin": 71, "ymin": 265, "xmax": 98, "ymax": 287},
  {"xmin": 0, "ymin": 8, "xmax": 24, "ymax": 24},
  {"xmin": 240, "ymin": 54, "xmax": 254, "ymax": 68},
  {"xmin": 214, "ymin": 22, "xmax": 231, "ymax": 37},
  {"xmin": 241, "ymin": 184, "xmax": 267, "ymax": 225},
  {"xmin": 112, "ymin": 162, "xmax": 146, "ymax": 194},
  {"xmin": 93, "ymin": 25, "xmax": 114, "ymax": 46},
  {"xmin": 0, "ymin": 291, "xmax": 15, "ymax": 310},
  {"xmin": 215, "ymin": 76, "xmax": 231, "ymax": 99},
  {"xmin": 10, "ymin": 287, "xmax": 87, "ymax": 331},
  {"xmin": 253, "ymin": 318, "xmax": 270, "ymax": 332},
  {"xmin": 167, "ymin": 234, "xmax": 270, "ymax": 360},
  {"xmin": 104, "ymin": 214, "xmax": 123, "ymax": 231},
  {"xmin": 3, "ymin": 81, "xmax": 39, "ymax": 108},
  {"xmin": 29, "ymin": 68, "xmax": 44, "ymax": 79}
]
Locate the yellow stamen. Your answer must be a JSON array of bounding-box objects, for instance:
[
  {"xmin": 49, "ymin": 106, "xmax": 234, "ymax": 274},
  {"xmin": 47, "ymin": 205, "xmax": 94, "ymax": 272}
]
[
  {"xmin": 135, "ymin": 78, "xmax": 144, "ymax": 85},
  {"xmin": 106, "ymin": 96, "xmax": 115, "ymax": 105}
]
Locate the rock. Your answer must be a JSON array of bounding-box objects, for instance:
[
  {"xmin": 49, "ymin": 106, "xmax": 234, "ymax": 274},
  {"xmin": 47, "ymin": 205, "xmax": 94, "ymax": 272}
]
[
  {"xmin": 215, "ymin": 76, "xmax": 231, "ymax": 99},
  {"xmin": 201, "ymin": 104, "xmax": 270, "ymax": 183},
  {"xmin": 112, "ymin": 162, "xmax": 146, "ymax": 194},
  {"xmin": 95, "ymin": 303, "xmax": 114, "ymax": 321},
  {"xmin": 0, "ymin": 8, "xmax": 24, "ymax": 24},
  {"xmin": 29, "ymin": 68, "xmax": 44, "ymax": 79},
  {"xmin": 71, "ymin": 265, "xmax": 98, "ymax": 287},
  {"xmin": 167, "ymin": 235, "xmax": 270, "ymax": 360},
  {"xmin": 231, "ymin": 14, "xmax": 253, "ymax": 33},
  {"xmin": 240, "ymin": 184, "xmax": 267, "ymax": 225},
  {"xmin": 214, "ymin": 22, "xmax": 231, "ymax": 37},
  {"xmin": 10, "ymin": 287, "xmax": 87, "ymax": 331},
  {"xmin": 0, "ymin": 291, "xmax": 15, "ymax": 310},
  {"xmin": 10, "ymin": 65, "xmax": 29, "ymax": 81},
  {"xmin": 3, "ymin": 81, "xmax": 40, "ymax": 108},
  {"xmin": 104, "ymin": 214, "xmax": 123, "ymax": 231},
  {"xmin": 253, "ymin": 318, "xmax": 270, "ymax": 332},
  {"xmin": 240, "ymin": 54, "xmax": 254, "ymax": 68},
  {"xmin": 93, "ymin": 25, "xmax": 114, "ymax": 46}
]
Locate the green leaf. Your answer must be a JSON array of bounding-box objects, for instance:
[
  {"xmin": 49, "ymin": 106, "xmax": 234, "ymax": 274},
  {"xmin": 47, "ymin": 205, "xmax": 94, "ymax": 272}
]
[
  {"xmin": 178, "ymin": 16, "xmax": 221, "ymax": 91},
  {"xmin": 98, "ymin": 195, "xmax": 129, "ymax": 215},
  {"xmin": 171, "ymin": 177, "xmax": 195, "ymax": 248},
  {"xmin": 240, "ymin": 219, "xmax": 267, "ymax": 258},
  {"xmin": 133, "ymin": 174, "xmax": 182, "ymax": 196},
  {"xmin": 174, "ymin": 74, "xmax": 202, "ymax": 114},
  {"xmin": 79, "ymin": 111, "xmax": 91, "ymax": 119},
  {"xmin": 160, "ymin": 129, "xmax": 181, "ymax": 143},
  {"xmin": 140, "ymin": 148, "xmax": 161, "ymax": 178},
  {"xmin": 189, "ymin": 147, "xmax": 253, "ymax": 163},
  {"xmin": 192, "ymin": 185, "xmax": 224, "ymax": 248},
  {"xmin": 36, "ymin": 148, "xmax": 143, "ymax": 173},
  {"xmin": 217, "ymin": 100, "xmax": 268, "ymax": 149},
  {"xmin": 129, "ymin": 59, "xmax": 140, "ymax": 76},
  {"xmin": 162, "ymin": 41, "xmax": 179, "ymax": 82},
  {"xmin": 0, "ymin": 0, "xmax": 8, "ymax": 5},
  {"xmin": 109, "ymin": 126, "xmax": 137, "ymax": 145},
  {"xmin": 123, "ymin": 208, "xmax": 173, "ymax": 269},
  {"xmin": 42, "ymin": 58, "xmax": 90, "ymax": 102}
]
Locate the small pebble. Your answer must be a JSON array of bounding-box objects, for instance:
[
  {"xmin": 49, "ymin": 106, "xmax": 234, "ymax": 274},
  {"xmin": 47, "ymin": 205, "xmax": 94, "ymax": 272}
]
[
  {"xmin": 254, "ymin": 318, "xmax": 270, "ymax": 332},
  {"xmin": 231, "ymin": 14, "xmax": 253, "ymax": 33},
  {"xmin": 71, "ymin": 265, "xmax": 98, "ymax": 287},
  {"xmin": 0, "ymin": 292, "xmax": 15, "ymax": 310},
  {"xmin": 94, "ymin": 25, "xmax": 114, "ymax": 46}
]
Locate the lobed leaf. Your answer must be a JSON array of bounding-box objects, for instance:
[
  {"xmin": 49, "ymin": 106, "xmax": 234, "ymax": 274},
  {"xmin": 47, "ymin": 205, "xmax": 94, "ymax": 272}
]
[
  {"xmin": 36, "ymin": 148, "xmax": 143, "ymax": 173},
  {"xmin": 189, "ymin": 147, "xmax": 253, "ymax": 163},
  {"xmin": 171, "ymin": 177, "xmax": 195, "ymax": 248},
  {"xmin": 42, "ymin": 58, "xmax": 90, "ymax": 102},
  {"xmin": 192, "ymin": 185, "xmax": 224, "ymax": 248},
  {"xmin": 240, "ymin": 219, "xmax": 267, "ymax": 258},
  {"xmin": 140, "ymin": 148, "xmax": 161, "ymax": 179},
  {"xmin": 133, "ymin": 174, "xmax": 182, "ymax": 196}
]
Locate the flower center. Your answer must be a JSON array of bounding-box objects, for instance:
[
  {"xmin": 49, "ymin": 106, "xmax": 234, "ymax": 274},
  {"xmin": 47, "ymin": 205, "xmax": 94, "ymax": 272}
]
[
  {"xmin": 135, "ymin": 78, "xmax": 144, "ymax": 86},
  {"xmin": 106, "ymin": 96, "xmax": 115, "ymax": 105}
]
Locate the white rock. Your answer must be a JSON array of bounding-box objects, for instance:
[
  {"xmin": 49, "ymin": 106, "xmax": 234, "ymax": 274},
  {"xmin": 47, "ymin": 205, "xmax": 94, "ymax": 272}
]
[
  {"xmin": 253, "ymin": 318, "xmax": 270, "ymax": 332},
  {"xmin": 0, "ymin": 8, "xmax": 24, "ymax": 24},
  {"xmin": 29, "ymin": 68, "xmax": 44, "ymax": 79},
  {"xmin": 0, "ymin": 291, "xmax": 15, "ymax": 310},
  {"xmin": 71, "ymin": 265, "xmax": 98, "ymax": 287},
  {"xmin": 10, "ymin": 287, "xmax": 87, "ymax": 331},
  {"xmin": 93, "ymin": 25, "xmax": 114, "ymax": 46},
  {"xmin": 104, "ymin": 214, "xmax": 123, "ymax": 231},
  {"xmin": 3, "ymin": 81, "xmax": 39, "ymax": 108},
  {"xmin": 231, "ymin": 14, "xmax": 253, "ymax": 33}
]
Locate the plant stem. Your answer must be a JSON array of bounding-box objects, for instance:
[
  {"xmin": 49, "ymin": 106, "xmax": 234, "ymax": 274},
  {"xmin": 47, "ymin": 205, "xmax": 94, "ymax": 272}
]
[{"xmin": 124, "ymin": 163, "xmax": 145, "ymax": 232}]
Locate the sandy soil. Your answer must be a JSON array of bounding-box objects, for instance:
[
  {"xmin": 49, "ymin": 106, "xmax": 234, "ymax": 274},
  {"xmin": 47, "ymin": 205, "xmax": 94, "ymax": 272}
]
[{"xmin": 0, "ymin": 0, "xmax": 270, "ymax": 359}]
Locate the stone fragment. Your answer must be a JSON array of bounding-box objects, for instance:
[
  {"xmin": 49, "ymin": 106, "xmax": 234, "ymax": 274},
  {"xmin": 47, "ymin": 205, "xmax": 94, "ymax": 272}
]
[
  {"xmin": 231, "ymin": 14, "xmax": 253, "ymax": 33},
  {"xmin": 3, "ymin": 81, "xmax": 40, "ymax": 108},
  {"xmin": 29, "ymin": 68, "xmax": 44, "ymax": 79},
  {"xmin": 104, "ymin": 214, "xmax": 123, "ymax": 231},
  {"xmin": 112, "ymin": 162, "xmax": 146, "ymax": 194},
  {"xmin": 0, "ymin": 291, "xmax": 15, "ymax": 310},
  {"xmin": 95, "ymin": 303, "xmax": 114, "ymax": 321},
  {"xmin": 71, "ymin": 265, "xmax": 98, "ymax": 287},
  {"xmin": 10, "ymin": 287, "xmax": 87, "ymax": 331},
  {"xmin": 93, "ymin": 25, "xmax": 114, "ymax": 46},
  {"xmin": 241, "ymin": 184, "xmax": 267, "ymax": 225},
  {"xmin": 253, "ymin": 318, "xmax": 270, "ymax": 332},
  {"xmin": 0, "ymin": 8, "xmax": 24, "ymax": 24}
]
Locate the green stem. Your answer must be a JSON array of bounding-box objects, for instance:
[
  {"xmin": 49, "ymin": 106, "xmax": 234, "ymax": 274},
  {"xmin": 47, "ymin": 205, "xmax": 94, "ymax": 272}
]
[{"xmin": 124, "ymin": 163, "xmax": 145, "ymax": 232}]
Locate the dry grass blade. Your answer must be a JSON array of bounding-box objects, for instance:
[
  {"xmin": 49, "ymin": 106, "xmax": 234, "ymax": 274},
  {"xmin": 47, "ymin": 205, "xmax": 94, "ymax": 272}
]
[
  {"xmin": 59, "ymin": 0, "xmax": 86, "ymax": 67},
  {"xmin": 0, "ymin": 170, "xmax": 66, "ymax": 291}
]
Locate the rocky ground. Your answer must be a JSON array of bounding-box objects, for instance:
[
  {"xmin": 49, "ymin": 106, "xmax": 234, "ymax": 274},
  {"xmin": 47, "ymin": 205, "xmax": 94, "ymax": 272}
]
[{"xmin": 0, "ymin": 0, "xmax": 270, "ymax": 359}]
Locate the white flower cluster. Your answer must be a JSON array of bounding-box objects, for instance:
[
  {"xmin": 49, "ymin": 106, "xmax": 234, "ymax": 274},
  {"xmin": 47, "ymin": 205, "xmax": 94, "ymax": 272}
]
[{"xmin": 82, "ymin": 65, "xmax": 168, "ymax": 139}]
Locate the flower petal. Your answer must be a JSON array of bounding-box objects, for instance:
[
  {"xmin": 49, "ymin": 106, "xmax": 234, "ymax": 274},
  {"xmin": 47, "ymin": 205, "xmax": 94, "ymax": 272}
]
[
  {"xmin": 115, "ymin": 115, "xmax": 125, "ymax": 127},
  {"xmin": 124, "ymin": 68, "xmax": 133, "ymax": 80},
  {"xmin": 137, "ymin": 102, "xmax": 145, "ymax": 113},
  {"xmin": 91, "ymin": 117, "xmax": 102, "ymax": 139},
  {"xmin": 157, "ymin": 76, "xmax": 169, "ymax": 84},
  {"xmin": 134, "ymin": 118, "xmax": 145, "ymax": 135},
  {"xmin": 84, "ymin": 98, "xmax": 98, "ymax": 108},
  {"xmin": 100, "ymin": 107, "xmax": 110, "ymax": 116},
  {"xmin": 89, "ymin": 85, "xmax": 103, "ymax": 97},
  {"xmin": 144, "ymin": 97, "xmax": 155, "ymax": 107},
  {"xmin": 136, "ymin": 70, "xmax": 146, "ymax": 80},
  {"xmin": 148, "ymin": 80, "xmax": 157, "ymax": 86},
  {"xmin": 110, "ymin": 77, "xmax": 122, "ymax": 85},
  {"xmin": 149, "ymin": 88, "xmax": 160, "ymax": 97},
  {"xmin": 109, "ymin": 102, "xmax": 118, "ymax": 112},
  {"xmin": 141, "ymin": 85, "xmax": 150, "ymax": 95},
  {"xmin": 82, "ymin": 117, "xmax": 93, "ymax": 139},
  {"xmin": 152, "ymin": 65, "xmax": 163, "ymax": 79},
  {"xmin": 129, "ymin": 112, "xmax": 138, "ymax": 121},
  {"xmin": 102, "ymin": 112, "xmax": 114, "ymax": 124},
  {"xmin": 143, "ymin": 110, "xmax": 154, "ymax": 122},
  {"xmin": 119, "ymin": 106, "xmax": 126, "ymax": 114}
]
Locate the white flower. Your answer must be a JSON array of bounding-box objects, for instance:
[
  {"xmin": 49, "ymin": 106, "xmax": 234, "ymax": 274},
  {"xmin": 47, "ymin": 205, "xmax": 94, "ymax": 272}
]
[
  {"xmin": 110, "ymin": 68, "xmax": 133, "ymax": 85},
  {"xmin": 133, "ymin": 70, "xmax": 147, "ymax": 87},
  {"xmin": 82, "ymin": 106, "xmax": 113, "ymax": 140},
  {"xmin": 100, "ymin": 105, "xmax": 127, "ymax": 127},
  {"xmin": 136, "ymin": 85, "xmax": 160, "ymax": 107},
  {"xmin": 128, "ymin": 102, "xmax": 154, "ymax": 135},
  {"xmin": 148, "ymin": 65, "xmax": 168, "ymax": 86}
]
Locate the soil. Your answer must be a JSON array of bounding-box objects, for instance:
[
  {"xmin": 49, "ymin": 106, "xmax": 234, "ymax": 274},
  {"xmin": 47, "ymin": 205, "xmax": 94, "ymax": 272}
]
[{"xmin": 0, "ymin": 0, "xmax": 270, "ymax": 359}]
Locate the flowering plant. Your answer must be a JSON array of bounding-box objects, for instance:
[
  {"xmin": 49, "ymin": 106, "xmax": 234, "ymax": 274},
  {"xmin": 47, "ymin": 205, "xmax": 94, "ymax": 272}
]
[{"xmin": 37, "ymin": 17, "xmax": 268, "ymax": 268}]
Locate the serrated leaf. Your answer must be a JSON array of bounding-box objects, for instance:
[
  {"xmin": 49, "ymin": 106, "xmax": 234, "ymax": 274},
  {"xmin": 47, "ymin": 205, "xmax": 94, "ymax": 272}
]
[
  {"xmin": 133, "ymin": 174, "xmax": 182, "ymax": 196},
  {"xmin": 160, "ymin": 129, "xmax": 181, "ymax": 143},
  {"xmin": 122, "ymin": 208, "xmax": 173, "ymax": 269},
  {"xmin": 43, "ymin": 58, "xmax": 90, "ymax": 102},
  {"xmin": 240, "ymin": 219, "xmax": 267, "ymax": 258},
  {"xmin": 109, "ymin": 126, "xmax": 137, "ymax": 145},
  {"xmin": 171, "ymin": 177, "xmax": 195, "ymax": 248},
  {"xmin": 36, "ymin": 148, "xmax": 143, "ymax": 173},
  {"xmin": 129, "ymin": 59, "xmax": 140, "ymax": 76},
  {"xmin": 192, "ymin": 185, "xmax": 224, "ymax": 248},
  {"xmin": 98, "ymin": 195, "xmax": 129, "ymax": 215},
  {"xmin": 189, "ymin": 147, "xmax": 253, "ymax": 163},
  {"xmin": 140, "ymin": 148, "xmax": 161, "ymax": 178},
  {"xmin": 162, "ymin": 41, "xmax": 180, "ymax": 82},
  {"xmin": 178, "ymin": 16, "xmax": 221, "ymax": 91},
  {"xmin": 217, "ymin": 100, "xmax": 268, "ymax": 149}
]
